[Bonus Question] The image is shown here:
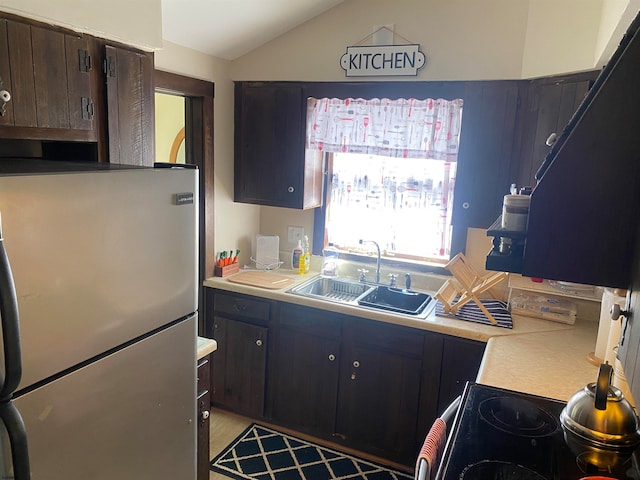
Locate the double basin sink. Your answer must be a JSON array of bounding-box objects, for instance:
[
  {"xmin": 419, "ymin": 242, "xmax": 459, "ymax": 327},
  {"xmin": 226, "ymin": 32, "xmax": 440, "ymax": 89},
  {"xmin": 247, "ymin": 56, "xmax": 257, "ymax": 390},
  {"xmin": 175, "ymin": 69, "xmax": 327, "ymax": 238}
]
[{"xmin": 287, "ymin": 275, "xmax": 434, "ymax": 317}]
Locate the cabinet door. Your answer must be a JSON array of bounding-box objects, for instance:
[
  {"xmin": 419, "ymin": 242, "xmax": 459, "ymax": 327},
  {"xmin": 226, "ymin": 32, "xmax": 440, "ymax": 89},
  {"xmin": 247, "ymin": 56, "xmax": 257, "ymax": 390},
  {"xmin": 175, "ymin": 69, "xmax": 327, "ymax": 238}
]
[
  {"xmin": 104, "ymin": 45, "xmax": 155, "ymax": 165},
  {"xmin": 267, "ymin": 304, "xmax": 341, "ymax": 437},
  {"xmin": 416, "ymin": 331, "xmax": 444, "ymax": 451},
  {"xmin": 0, "ymin": 19, "xmax": 35, "ymax": 127},
  {"xmin": 211, "ymin": 315, "xmax": 268, "ymax": 418},
  {"xmin": 234, "ymin": 82, "xmax": 321, "ymax": 209},
  {"xmin": 450, "ymin": 81, "xmax": 521, "ymax": 255},
  {"xmin": 336, "ymin": 318, "xmax": 424, "ymax": 465},
  {"xmin": 515, "ymin": 71, "xmax": 598, "ymax": 187},
  {"xmin": 437, "ymin": 336, "xmax": 485, "ymax": 413},
  {"xmin": 0, "ymin": 17, "xmax": 95, "ymax": 139}
]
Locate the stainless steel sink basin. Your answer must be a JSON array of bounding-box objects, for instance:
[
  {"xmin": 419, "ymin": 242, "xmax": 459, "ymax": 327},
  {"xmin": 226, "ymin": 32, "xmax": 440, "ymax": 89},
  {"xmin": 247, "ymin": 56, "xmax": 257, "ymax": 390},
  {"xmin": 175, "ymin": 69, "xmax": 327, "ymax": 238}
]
[
  {"xmin": 288, "ymin": 275, "xmax": 435, "ymax": 316},
  {"xmin": 287, "ymin": 276, "xmax": 374, "ymax": 304},
  {"xmin": 358, "ymin": 286, "xmax": 433, "ymax": 315}
]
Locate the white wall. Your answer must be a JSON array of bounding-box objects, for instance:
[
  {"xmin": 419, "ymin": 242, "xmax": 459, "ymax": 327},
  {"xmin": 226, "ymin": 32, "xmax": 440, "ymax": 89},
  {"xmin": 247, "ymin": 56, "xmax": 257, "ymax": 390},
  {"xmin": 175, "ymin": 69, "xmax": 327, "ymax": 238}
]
[
  {"xmin": 0, "ymin": 0, "xmax": 162, "ymax": 50},
  {"xmin": 155, "ymin": 93, "xmax": 185, "ymax": 164},
  {"xmin": 595, "ymin": 0, "xmax": 640, "ymax": 65},
  {"xmin": 232, "ymin": 0, "xmax": 531, "ymax": 81},
  {"xmin": 521, "ymin": 0, "xmax": 603, "ymax": 78}
]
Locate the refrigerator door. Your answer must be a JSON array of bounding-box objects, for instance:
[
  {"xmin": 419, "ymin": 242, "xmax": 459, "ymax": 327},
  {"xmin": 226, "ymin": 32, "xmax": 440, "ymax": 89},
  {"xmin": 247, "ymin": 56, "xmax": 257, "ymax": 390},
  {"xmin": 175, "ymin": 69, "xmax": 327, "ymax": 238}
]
[
  {"xmin": 1, "ymin": 314, "xmax": 197, "ymax": 480},
  {"xmin": 0, "ymin": 168, "xmax": 198, "ymax": 390}
]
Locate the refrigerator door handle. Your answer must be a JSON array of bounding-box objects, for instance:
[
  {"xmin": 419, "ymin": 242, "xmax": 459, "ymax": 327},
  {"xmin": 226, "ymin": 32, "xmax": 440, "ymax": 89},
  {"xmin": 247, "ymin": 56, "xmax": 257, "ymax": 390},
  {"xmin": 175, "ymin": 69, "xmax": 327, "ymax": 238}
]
[
  {"xmin": 0, "ymin": 400, "xmax": 30, "ymax": 480},
  {"xmin": 0, "ymin": 217, "xmax": 23, "ymax": 398}
]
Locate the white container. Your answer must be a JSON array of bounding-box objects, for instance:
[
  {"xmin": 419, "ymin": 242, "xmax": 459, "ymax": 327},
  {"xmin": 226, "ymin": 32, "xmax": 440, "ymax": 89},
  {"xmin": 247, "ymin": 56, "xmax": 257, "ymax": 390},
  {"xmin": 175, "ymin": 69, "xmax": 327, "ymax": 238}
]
[
  {"xmin": 501, "ymin": 194, "xmax": 530, "ymax": 231},
  {"xmin": 509, "ymin": 292, "xmax": 577, "ymax": 324},
  {"xmin": 321, "ymin": 243, "xmax": 339, "ymax": 277}
]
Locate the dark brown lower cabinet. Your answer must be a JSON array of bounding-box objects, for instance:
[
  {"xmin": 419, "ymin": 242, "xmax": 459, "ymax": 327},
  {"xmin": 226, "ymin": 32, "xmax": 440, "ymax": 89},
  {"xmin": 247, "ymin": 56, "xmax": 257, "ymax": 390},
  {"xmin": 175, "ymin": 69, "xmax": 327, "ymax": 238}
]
[
  {"xmin": 207, "ymin": 287, "xmax": 486, "ymax": 467},
  {"xmin": 267, "ymin": 303, "xmax": 341, "ymax": 438},
  {"xmin": 335, "ymin": 318, "xmax": 426, "ymax": 465},
  {"xmin": 196, "ymin": 355, "xmax": 211, "ymax": 480},
  {"xmin": 437, "ymin": 336, "xmax": 486, "ymax": 414},
  {"xmin": 211, "ymin": 316, "xmax": 267, "ymax": 417},
  {"xmin": 208, "ymin": 290, "xmax": 270, "ymax": 418}
]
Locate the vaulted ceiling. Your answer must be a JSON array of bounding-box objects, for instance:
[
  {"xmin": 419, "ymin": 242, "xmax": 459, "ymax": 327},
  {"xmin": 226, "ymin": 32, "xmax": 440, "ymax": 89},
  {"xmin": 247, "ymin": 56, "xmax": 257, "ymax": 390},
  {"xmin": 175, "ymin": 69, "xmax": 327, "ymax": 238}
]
[{"xmin": 160, "ymin": 0, "xmax": 344, "ymax": 60}]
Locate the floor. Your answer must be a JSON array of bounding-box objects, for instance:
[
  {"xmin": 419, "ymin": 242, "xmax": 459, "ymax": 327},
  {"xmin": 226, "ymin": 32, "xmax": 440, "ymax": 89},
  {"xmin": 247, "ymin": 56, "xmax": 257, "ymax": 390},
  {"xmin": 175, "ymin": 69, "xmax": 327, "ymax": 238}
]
[
  {"xmin": 208, "ymin": 408, "xmax": 414, "ymax": 479},
  {"xmin": 209, "ymin": 408, "xmax": 253, "ymax": 480}
]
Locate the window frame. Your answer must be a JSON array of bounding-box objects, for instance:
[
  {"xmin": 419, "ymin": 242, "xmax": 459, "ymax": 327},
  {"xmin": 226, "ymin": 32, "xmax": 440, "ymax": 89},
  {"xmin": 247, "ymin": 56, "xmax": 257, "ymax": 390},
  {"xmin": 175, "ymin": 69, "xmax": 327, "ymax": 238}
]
[{"xmin": 258, "ymin": 79, "xmax": 522, "ymax": 278}]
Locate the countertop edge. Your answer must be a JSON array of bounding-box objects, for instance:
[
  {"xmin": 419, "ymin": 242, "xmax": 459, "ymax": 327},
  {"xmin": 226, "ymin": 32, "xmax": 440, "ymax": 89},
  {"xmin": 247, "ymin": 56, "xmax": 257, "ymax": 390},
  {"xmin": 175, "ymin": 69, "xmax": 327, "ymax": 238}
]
[{"xmin": 197, "ymin": 337, "xmax": 217, "ymax": 360}]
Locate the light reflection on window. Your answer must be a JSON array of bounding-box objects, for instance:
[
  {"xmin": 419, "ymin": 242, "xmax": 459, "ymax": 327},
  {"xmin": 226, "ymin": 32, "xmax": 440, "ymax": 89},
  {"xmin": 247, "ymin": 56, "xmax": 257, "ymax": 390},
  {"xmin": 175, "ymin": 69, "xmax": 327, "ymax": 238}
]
[{"xmin": 326, "ymin": 152, "xmax": 456, "ymax": 264}]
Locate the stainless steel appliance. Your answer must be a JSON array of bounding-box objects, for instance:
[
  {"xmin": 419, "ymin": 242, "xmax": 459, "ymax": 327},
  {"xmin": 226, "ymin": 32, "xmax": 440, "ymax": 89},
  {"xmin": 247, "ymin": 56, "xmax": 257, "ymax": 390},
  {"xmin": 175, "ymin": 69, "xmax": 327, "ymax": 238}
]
[
  {"xmin": 0, "ymin": 160, "xmax": 198, "ymax": 479},
  {"xmin": 437, "ymin": 382, "xmax": 640, "ymax": 479}
]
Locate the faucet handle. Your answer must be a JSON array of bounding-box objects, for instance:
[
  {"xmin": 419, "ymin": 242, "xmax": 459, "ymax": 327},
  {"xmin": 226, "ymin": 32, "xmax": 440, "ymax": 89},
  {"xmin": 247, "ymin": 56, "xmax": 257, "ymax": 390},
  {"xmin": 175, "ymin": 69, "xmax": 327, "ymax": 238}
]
[
  {"xmin": 405, "ymin": 273, "xmax": 411, "ymax": 290},
  {"xmin": 358, "ymin": 269, "xmax": 369, "ymax": 281},
  {"xmin": 388, "ymin": 273, "xmax": 398, "ymax": 287}
]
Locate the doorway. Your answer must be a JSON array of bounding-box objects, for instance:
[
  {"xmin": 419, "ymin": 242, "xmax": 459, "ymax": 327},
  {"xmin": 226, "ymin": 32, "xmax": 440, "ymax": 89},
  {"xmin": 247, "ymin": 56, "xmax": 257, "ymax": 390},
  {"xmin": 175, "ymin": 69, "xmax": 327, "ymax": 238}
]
[{"xmin": 154, "ymin": 70, "xmax": 214, "ymax": 335}]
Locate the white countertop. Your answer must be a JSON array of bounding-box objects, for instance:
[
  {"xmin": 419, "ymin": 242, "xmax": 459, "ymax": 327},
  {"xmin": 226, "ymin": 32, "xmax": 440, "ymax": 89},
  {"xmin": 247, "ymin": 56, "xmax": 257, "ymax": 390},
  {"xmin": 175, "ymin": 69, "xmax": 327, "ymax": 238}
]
[{"xmin": 204, "ymin": 269, "xmax": 605, "ymax": 402}]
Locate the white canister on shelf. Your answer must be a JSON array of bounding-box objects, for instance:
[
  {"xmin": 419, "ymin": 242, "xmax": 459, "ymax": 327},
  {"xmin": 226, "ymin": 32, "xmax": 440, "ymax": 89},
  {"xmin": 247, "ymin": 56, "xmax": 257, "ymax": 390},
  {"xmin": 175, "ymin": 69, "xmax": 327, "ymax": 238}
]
[{"xmin": 501, "ymin": 194, "xmax": 530, "ymax": 231}]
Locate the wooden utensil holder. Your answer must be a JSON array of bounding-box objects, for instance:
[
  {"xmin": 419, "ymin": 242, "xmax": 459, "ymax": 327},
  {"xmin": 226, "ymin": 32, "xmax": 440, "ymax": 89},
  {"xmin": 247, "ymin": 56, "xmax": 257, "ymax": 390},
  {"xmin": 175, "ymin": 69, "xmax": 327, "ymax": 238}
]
[{"xmin": 214, "ymin": 262, "xmax": 240, "ymax": 277}]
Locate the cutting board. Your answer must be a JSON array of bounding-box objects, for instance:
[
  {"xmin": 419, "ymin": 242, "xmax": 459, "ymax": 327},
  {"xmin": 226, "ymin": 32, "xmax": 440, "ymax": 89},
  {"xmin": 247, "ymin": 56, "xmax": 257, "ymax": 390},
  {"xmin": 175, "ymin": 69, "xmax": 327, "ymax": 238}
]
[{"xmin": 228, "ymin": 270, "xmax": 295, "ymax": 289}]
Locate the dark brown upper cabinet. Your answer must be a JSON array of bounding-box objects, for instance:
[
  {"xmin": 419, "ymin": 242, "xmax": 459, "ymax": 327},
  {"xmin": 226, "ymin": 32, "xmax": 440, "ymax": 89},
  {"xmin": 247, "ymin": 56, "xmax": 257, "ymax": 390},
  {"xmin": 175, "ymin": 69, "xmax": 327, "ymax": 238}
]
[
  {"xmin": 512, "ymin": 71, "xmax": 598, "ymax": 188},
  {"xmin": 104, "ymin": 45, "xmax": 155, "ymax": 166},
  {"xmin": 0, "ymin": 16, "xmax": 96, "ymax": 141},
  {"xmin": 487, "ymin": 12, "xmax": 640, "ymax": 289},
  {"xmin": 234, "ymin": 82, "xmax": 323, "ymax": 209}
]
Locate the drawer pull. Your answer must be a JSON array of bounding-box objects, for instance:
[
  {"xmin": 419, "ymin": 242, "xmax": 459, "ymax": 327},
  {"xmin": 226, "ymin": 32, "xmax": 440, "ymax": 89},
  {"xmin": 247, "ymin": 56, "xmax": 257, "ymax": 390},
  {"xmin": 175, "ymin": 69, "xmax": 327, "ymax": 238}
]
[
  {"xmin": 256, "ymin": 339, "xmax": 263, "ymax": 347},
  {"xmin": 200, "ymin": 409, "xmax": 210, "ymax": 422},
  {"xmin": 328, "ymin": 354, "xmax": 335, "ymax": 361},
  {"xmin": 353, "ymin": 360, "xmax": 360, "ymax": 368}
]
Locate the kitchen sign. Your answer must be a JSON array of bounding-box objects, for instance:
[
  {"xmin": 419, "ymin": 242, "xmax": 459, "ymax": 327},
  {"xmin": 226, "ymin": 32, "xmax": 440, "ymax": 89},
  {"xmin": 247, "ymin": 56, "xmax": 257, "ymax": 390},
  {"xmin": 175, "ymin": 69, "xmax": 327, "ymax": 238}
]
[{"xmin": 340, "ymin": 44, "xmax": 426, "ymax": 77}]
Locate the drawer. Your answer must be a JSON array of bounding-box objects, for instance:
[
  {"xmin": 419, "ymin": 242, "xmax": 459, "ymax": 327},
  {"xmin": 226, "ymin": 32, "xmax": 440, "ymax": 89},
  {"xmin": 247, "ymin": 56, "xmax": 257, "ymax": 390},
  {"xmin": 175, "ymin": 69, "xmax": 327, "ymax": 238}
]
[
  {"xmin": 347, "ymin": 318, "xmax": 424, "ymax": 358},
  {"xmin": 214, "ymin": 292, "xmax": 270, "ymax": 324},
  {"xmin": 197, "ymin": 356, "xmax": 210, "ymax": 396},
  {"xmin": 279, "ymin": 303, "xmax": 342, "ymax": 338}
]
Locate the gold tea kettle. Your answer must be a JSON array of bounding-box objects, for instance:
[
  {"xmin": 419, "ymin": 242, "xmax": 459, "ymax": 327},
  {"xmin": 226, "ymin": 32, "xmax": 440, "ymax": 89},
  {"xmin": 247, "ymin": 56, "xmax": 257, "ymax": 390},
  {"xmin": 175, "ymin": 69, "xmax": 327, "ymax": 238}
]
[{"xmin": 560, "ymin": 363, "xmax": 640, "ymax": 468}]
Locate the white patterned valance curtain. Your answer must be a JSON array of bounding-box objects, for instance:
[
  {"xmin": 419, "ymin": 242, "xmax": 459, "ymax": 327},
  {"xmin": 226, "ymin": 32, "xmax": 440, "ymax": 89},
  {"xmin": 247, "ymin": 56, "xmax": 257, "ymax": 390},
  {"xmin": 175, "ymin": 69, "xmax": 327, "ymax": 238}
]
[{"xmin": 306, "ymin": 97, "xmax": 463, "ymax": 160}]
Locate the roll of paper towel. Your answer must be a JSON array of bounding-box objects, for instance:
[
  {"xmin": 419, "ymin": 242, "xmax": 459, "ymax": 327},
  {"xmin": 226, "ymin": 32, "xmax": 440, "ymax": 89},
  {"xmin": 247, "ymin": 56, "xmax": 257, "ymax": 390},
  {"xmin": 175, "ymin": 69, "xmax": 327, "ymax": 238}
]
[{"xmin": 593, "ymin": 288, "xmax": 627, "ymax": 363}]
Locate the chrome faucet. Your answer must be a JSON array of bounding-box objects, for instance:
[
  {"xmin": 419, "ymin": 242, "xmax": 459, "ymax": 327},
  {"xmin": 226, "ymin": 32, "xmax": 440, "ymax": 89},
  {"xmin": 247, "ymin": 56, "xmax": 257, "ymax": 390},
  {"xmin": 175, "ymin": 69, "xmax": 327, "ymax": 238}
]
[{"xmin": 359, "ymin": 239, "xmax": 381, "ymax": 284}]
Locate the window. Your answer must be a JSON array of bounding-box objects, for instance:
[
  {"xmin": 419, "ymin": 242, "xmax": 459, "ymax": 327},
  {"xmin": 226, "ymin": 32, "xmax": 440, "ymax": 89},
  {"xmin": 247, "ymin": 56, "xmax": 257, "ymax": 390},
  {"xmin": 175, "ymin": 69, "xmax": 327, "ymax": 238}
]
[
  {"xmin": 326, "ymin": 152, "xmax": 455, "ymax": 263},
  {"xmin": 308, "ymin": 97, "xmax": 463, "ymax": 267}
]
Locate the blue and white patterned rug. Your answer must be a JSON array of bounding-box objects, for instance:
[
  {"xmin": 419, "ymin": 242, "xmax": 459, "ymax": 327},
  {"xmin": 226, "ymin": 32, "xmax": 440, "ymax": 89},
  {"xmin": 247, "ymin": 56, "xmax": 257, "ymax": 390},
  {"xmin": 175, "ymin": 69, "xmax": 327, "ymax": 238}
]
[{"xmin": 210, "ymin": 424, "xmax": 413, "ymax": 480}]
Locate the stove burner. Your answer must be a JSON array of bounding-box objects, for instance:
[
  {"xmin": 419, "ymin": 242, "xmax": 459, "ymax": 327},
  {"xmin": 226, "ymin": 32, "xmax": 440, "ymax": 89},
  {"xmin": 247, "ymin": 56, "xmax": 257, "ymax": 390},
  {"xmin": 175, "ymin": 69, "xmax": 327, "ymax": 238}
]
[
  {"xmin": 459, "ymin": 460, "xmax": 547, "ymax": 479},
  {"xmin": 479, "ymin": 396, "xmax": 559, "ymax": 437},
  {"xmin": 575, "ymin": 451, "xmax": 634, "ymax": 477}
]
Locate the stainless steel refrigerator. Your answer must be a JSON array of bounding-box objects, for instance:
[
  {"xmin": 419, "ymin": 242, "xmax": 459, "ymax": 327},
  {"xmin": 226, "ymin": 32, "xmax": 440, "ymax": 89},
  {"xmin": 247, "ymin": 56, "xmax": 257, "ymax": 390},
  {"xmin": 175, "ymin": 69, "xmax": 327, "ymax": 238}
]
[{"xmin": 0, "ymin": 160, "xmax": 198, "ymax": 479}]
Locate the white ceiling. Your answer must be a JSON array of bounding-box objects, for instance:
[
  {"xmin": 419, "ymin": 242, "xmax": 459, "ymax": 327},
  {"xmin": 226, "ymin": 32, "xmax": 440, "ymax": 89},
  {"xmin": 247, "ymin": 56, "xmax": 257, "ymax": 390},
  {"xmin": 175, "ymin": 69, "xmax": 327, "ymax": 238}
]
[{"xmin": 161, "ymin": 0, "xmax": 344, "ymax": 60}]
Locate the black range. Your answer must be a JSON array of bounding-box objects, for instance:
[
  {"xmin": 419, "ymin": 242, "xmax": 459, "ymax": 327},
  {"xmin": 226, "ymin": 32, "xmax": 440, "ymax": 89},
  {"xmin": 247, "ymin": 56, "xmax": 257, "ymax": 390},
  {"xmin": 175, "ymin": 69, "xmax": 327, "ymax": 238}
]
[{"xmin": 436, "ymin": 383, "xmax": 640, "ymax": 479}]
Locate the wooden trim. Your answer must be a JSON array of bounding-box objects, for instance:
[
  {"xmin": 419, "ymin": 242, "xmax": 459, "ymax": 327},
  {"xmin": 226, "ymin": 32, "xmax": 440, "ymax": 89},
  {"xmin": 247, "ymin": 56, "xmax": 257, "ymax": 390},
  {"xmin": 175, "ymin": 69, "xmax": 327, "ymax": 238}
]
[
  {"xmin": 155, "ymin": 70, "xmax": 214, "ymax": 98},
  {"xmin": 0, "ymin": 125, "xmax": 97, "ymax": 142},
  {"xmin": 154, "ymin": 70, "xmax": 214, "ymax": 336}
]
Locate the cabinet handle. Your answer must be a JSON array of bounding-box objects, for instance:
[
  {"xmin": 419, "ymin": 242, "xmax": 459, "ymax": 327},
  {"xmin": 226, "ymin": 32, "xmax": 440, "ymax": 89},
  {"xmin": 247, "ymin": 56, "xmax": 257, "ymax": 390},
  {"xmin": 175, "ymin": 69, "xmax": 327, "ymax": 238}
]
[
  {"xmin": 287, "ymin": 186, "xmax": 294, "ymax": 193},
  {"xmin": 256, "ymin": 339, "xmax": 263, "ymax": 347},
  {"xmin": 462, "ymin": 202, "xmax": 470, "ymax": 209},
  {"xmin": 0, "ymin": 88, "xmax": 10, "ymax": 117},
  {"xmin": 328, "ymin": 354, "xmax": 335, "ymax": 361},
  {"xmin": 353, "ymin": 360, "xmax": 360, "ymax": 368},
  {"xmin": 351, "ymin": 373, "xmax": 356, "ymax": 380},
  {"xmin": 200, "ymin": 409, "xmax": 210, "ymax": 422}
]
